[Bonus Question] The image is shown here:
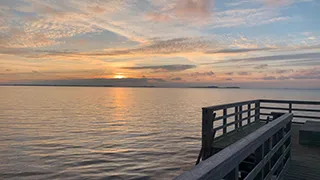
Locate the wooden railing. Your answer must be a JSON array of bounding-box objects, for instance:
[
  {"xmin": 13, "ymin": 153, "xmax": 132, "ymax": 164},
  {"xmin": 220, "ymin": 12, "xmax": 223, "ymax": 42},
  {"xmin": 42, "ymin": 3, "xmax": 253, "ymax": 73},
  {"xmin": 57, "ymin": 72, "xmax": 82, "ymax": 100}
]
[
  {"xmin": 199, "ymin": 99, "xmax": 320, "ymax": 162},
  {"xmin": 175, "ymin": 113, "xmax": 293, "ymax": 180},
  {"xmin": 200, "ymin": 100, "xmax": 260, "ymax": 160},
  {"xmin": 259, "ymin": 99, "xmax": 320, "ymax": 123}
]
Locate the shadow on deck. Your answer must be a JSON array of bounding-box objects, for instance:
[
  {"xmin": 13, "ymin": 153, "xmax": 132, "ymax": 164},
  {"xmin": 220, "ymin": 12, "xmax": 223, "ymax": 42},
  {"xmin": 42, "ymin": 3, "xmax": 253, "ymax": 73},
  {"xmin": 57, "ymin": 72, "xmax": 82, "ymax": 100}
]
[{"xmin": 284, "ymin": 124, "xmax": 320, "ymax": 180}]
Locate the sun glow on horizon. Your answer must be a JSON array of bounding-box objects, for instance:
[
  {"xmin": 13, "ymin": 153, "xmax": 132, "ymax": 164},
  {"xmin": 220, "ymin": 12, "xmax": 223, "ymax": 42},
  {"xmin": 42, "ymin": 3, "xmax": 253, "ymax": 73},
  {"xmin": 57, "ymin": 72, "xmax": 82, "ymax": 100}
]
[{"xmin": 114, "ymin": 75, "xmax": 126, "ymax": 79}]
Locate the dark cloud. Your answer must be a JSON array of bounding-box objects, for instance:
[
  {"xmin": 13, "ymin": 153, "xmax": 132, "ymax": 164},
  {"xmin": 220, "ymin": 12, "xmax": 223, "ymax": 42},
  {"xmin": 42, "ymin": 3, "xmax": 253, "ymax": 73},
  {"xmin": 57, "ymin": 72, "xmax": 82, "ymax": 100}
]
[
  {"xmin": 24, "ymin": 78, "xmax": 166, "ymax": 86},
  {"xmin": 275, "ymin": 69, "xmax": 293, "ymax": 74},
  {"xmin": 206, "ymin": 48, "xmax": 271, "ymax": 54},
  {"xmin": 5, "ymin": 69, "xmax": 12, "ymax": 72},
  {"xmin": 238, "ymin": 72, "xmax": 249, "ymax": 75},
  {"xmin": 278, "ymin": 76, "xmax": 290, "ymax": 80},
  {"xmin": 190, "ymin": 71, "xmax": 215, "ymax": 77},
  {"xmin": 260, "ymin": 68, "xmax": 320, "ymax": 80},
  {"xmin": 225, "ymin": 78, "xmax": 233, "ymax": 81},
  {"xmin": 225, "ymin": 72, "xmax": 233, "ymax": 75},
  {"xmin": 123, "ymin": 64, "xmax": 196, "ymax": 72},
  {"xmin": 254, "ymin": 64, "xmax": 268, "ymax": 69},
  {"xmin": 230, "ymin": 52, "xmax": 320, "ymax": 62},
  {"xmin": 171, "ymin": 77, "xmax": 182, "ymax": 81},
  {"xmin": 263, "ymin": 76, "xmax": 277, "ymax": 80}
]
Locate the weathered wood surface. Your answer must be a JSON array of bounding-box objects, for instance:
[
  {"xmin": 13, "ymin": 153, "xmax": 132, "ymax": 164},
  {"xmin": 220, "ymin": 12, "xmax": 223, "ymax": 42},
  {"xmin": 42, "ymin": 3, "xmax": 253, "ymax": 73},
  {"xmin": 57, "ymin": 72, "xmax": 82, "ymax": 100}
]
[
  {"xmin": 283, "ymin": 123, "xmax": 320, "ymax": 180},
  {"xmin": 299, "ymin": 121, "xmax": 320, "ymax": 146}
]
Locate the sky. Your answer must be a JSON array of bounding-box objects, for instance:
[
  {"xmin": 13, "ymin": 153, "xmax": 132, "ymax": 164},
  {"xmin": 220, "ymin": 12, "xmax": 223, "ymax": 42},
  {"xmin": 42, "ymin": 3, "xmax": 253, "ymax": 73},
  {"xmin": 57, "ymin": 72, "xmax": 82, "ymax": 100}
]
[{"xmin": 0, "ymin": 0, "xmax": 319, "ymax": 88}]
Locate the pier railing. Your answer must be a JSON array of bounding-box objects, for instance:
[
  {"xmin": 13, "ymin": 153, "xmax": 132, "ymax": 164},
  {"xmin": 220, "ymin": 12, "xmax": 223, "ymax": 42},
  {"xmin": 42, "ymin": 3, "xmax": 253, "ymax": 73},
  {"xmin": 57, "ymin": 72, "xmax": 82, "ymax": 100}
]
[
  {"xmin": 259, "ymin": 99, "xmax": 320, "ymax": 123},
  {"xmin": 175, "ymin": 113, "xmax": 293, "ymax": 180},
  {"xmin": 199, "ymin": 99, "xmax": 320, "ymax": 161},
  {"xmin": 200, "ymin": 100, "xmax": 260, "ymax": 160}
]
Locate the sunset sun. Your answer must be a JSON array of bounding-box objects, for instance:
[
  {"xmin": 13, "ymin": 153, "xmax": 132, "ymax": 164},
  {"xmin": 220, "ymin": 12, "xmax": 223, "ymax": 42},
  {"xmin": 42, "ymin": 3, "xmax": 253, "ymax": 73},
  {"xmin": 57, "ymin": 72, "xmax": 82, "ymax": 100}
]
[{"xmin": 114, "ymin": 75, "xmax": 126, "ymax": 79}]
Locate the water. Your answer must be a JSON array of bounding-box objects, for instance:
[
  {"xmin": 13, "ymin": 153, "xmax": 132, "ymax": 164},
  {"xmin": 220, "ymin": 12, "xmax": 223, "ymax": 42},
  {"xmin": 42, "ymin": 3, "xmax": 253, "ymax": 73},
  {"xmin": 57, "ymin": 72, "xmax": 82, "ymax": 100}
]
[{"xmin": 0, "ymin": 86, "xmax": 319, "ymax": 180}]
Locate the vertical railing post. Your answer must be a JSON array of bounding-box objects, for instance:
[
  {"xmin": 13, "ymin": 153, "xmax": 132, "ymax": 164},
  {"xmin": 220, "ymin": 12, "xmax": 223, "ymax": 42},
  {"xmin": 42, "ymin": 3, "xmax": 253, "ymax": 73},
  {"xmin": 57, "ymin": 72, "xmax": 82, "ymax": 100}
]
[
  {"xmin": 255, "ymin": 100, "xmax": 260, "ymax": 122},
  {"xmin": 202, "ymin": 108, "xmax": 214, "ymax": 160},
  {"xmin": 289, "ymin": 103, "xmax": 292, "ymax": 113},
  {"xmin": 248, "ymin": 104, "xmax": 251, "ymax": 124},
  {"xmin": 223, "ymin": 108, "xmax": 227, "ymax": 134},
  {"xmin": 239, "ymin": 105, "xmax": 243, "ymax": 127},
  {"xmin": 280, "ymin": 127, "xmax": 285, "ymax": 169},
  {"xmin": 235, "ymin": 106, "xmax": 239, "ymax": 130},
  {"xmin": 255, "ymin": 144, "xmax": 264, "ymax": 180},
  {"xmin": 225, "ymin": 167, "xmax": 239, "ymax": 180}
]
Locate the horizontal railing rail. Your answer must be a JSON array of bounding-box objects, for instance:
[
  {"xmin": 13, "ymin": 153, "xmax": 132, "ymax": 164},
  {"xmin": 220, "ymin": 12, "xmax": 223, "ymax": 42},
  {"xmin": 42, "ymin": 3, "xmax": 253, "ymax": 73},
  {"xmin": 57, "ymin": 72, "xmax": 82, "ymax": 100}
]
[
  {"xmin": 259, "ymin": 99, "xmax": 320, "ymax": 122},
  {"xmin": 175, "ymin": 113, "xmax": 293, "ymax": 180}
]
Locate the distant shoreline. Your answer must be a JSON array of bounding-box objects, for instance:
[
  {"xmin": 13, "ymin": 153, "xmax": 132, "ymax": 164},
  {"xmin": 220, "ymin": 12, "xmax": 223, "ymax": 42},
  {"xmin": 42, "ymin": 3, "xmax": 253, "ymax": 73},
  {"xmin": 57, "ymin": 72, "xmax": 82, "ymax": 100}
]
[
  {"xmin": 189, "ymin": 86, "xmax": 240, "ymax": 89},
  {"xmin": 1, "ymin": 84, "xmax": 320, "ymax": 90},
  {"xmin": 0, "ymin": 84, "xmax": 239, "ymax": 89}
]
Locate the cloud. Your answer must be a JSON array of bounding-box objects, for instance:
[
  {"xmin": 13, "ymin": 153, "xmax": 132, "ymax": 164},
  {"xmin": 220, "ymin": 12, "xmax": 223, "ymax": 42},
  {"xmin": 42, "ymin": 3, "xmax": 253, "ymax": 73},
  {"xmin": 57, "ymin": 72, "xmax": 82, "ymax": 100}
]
[
  {"xmin": 275, "ymin": 69, "xmax": 293, "ymax": 74},
  {"xmin": 190, "ymin": 71, "xmax": 215, "ymax": 77},
  {"xmin": 171, "ymin": 77, "xmax": 182, "ymax": 81},
  {"xmin": 225, "ymin": 72, "xmax": 234, "ymax": 75},
  {"xmin": 225, "ymin": 78, "xmax": 233, "ymax": 81},
  {"xmin": 208, "ymin": 8, "xmax": 291, "ymax": 29},
  {"xmin": 122, "ymin": 64, "xmax": 196, "ymax": 72},
  {"xmin": 145, "ymin": 12, "xmax": 170, "ymax": 22},
  {"xmin": 87, "ymin": 5, "xmax": 106, "ymax": 13},
  {"xmin": 238, "ymin": 72, "xmax": 250, "ymax": 75},
  {"xmin": 226, "ymin": 0, "xmax": 313, "ymax": 7},
  {"xmin": 254, "ymin": 64, "xmax": 268, "ymax": 69},
  {"xmin": 226, "ymin": 52, "xmax": 320, "ymax": 63},
  {"xmin": 206, "ymin": 48, "xmax": 272, "ymax": 54},
  {"xmin": 13, "ymin": 78, "xmax": 167, "ymax": 86},
  {"xmin": 263, "ymin": 76, "xmax": 277, "ymax": 80},
  {"xmin": 260, "ymin": 68, "xmax": 320, "ymax": 80},
  {"xmin": 174, "ymin": 0, "xmax": 214, "ymax": 19}
]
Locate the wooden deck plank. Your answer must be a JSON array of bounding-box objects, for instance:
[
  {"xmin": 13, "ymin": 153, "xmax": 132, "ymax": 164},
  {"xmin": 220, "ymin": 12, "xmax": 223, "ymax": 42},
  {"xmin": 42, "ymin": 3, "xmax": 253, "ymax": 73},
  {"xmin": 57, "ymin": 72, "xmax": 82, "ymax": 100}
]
[{"xmin": 283, "ymin": 123, "xmax": 320, "ymax": 180}]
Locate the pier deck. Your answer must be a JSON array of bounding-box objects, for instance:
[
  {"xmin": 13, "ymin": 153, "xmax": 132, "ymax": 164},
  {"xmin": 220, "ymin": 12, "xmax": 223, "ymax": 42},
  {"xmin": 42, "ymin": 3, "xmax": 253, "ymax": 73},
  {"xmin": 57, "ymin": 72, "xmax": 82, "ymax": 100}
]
[{"xmin": 284, "ymin": 123, "xmax": 320, "ymax": 180}]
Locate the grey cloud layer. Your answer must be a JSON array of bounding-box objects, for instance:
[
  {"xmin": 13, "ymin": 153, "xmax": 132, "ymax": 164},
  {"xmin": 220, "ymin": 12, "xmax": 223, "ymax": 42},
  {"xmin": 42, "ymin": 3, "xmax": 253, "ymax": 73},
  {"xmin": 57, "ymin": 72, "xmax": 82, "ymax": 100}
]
[{"xmin": 122, "ymin": 64, "xmax": 196, "ymax": 72}]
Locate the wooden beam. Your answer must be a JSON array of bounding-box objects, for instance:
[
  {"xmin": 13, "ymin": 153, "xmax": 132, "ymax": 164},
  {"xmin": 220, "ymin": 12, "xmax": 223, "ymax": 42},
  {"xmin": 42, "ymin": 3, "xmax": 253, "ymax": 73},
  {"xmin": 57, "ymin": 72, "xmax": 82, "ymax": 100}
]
[
  {"xmin": 202, "ymin": 108, "xmax": 214, "ymax": 160},
  {"xmin": 223, "ymin": 109, "xmax": 227, "ymax": 134},
  {"xmin": 259, "ymin": 99, "xmax": 320, "ymax": 105}
]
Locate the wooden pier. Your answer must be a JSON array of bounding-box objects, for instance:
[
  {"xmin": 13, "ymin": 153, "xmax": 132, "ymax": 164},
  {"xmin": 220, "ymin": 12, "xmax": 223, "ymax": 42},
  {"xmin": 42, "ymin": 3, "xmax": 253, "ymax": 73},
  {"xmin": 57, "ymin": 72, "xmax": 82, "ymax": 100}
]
[{"xmin": 175, "ymin": 99, "xmax": 320, "ymax": 180}]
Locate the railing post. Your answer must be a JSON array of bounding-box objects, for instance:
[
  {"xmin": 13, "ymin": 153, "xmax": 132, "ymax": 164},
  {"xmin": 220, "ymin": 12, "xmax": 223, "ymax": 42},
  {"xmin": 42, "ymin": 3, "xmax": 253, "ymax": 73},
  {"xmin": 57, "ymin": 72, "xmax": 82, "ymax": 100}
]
[
  {"xmin": 225, "ymin": 167, "xmax": 239, "ymax": 180},
  {"xmin": 235, "ymin": 106, "xmax": 239, "ymax": 130},
  {"xmin": 239, "ymin": 105, "xmax": 243, "ymax": 127},
  {"xmin": 248, "ymin": 104, "xmax": 251, "ymax": 124},
  {"xmin": 223, "ymin": 108, "xmax": 227, "ymax": 134},
  {"xmin": 202, "ymin": 108, "xmax": 214, "ymax": 160},
  {"xmin": 289, "ymin": 103, "xmax": 292, "ymax": 113},
  {"xmin": 255, "ymin": 144, "xmax": 264, "ymax": 180},
  {"xmin": 255, "ymin": 101, "xmax": 260, "ymax": 122}
]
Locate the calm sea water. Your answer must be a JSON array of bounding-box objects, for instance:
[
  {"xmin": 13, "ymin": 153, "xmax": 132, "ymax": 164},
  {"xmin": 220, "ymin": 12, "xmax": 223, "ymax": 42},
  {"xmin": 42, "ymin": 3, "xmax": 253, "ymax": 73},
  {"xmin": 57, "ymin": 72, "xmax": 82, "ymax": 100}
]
[{"xmin": 0, "ymin": 86, "xmax": 319, "ymax": 180}]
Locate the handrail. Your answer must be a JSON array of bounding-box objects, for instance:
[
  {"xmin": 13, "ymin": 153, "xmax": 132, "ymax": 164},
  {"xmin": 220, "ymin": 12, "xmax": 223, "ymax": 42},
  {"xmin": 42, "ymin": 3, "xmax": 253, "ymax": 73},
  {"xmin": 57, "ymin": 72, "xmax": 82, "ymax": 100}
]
[
  {"xmin": 259, "ymin": 99, "xmax": 320, "ymax": 105},
  {"xmin": 203, "ymin": 100, "xmax": 259, "ymax": 110},
  {"xmin": 175, "ymin": 113, "xmax": 293, "ymax": 180}
]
